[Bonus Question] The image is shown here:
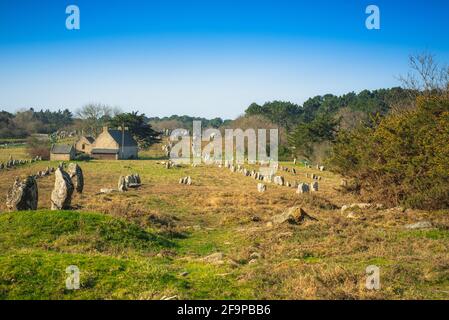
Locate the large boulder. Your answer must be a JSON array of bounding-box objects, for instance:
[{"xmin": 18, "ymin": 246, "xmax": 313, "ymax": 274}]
[
  {"xmin": 6, "ymin": 176, "xmax": 38, "ymax": 211},
  {"xmin": 271, "ymin": 207, "xmax": 317, "ymax": 225},
  {"xmin": 67, "ymin": 163, "xmax": 84, "ymax": 193},
  {"xmin": 51, "ymin": 168, "xmax": 74, "ymax": 210}
]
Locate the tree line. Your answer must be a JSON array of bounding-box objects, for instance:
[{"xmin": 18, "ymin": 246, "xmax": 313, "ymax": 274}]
[{"xmin": 0, "ymin": 108, "xmax": 73, "ymax": 139}]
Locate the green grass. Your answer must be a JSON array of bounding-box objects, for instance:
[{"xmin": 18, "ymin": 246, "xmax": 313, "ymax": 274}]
[
  {"xmin": 398, "ymin": 229, "xmax": 449, "ymax": 240},
  {"xmin": 0, "ymin": 210, "xmax": 173, "ymax": 254},
  {"xmin": 0, "ymin": 210, "xmax": 254, "ymax": 299}
]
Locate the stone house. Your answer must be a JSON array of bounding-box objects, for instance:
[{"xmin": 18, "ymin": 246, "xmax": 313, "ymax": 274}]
[
  {"xmin": 75, "ymin": 136, "xmax": 95, "ymax": 154},
  {"xmin": 90, "ymin": 127, "xmax": 138, "ymax": 160},
  {"xmin": 50, "ymin": 144, "xmax": 75, "ymax": 161}
]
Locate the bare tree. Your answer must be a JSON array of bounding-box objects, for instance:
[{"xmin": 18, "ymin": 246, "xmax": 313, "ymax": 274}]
[
  {"xmin": 75, "ymin": 104, "xmax": 122, "ymax": 136},
  {"xmin": 399, "ymin": 52, "xmax": 449, "ymax": 96}
]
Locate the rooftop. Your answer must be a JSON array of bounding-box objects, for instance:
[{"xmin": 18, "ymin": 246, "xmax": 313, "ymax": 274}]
[{"xmin": 50, "ymin": 144, "xmax": 74, "ymax": 154}]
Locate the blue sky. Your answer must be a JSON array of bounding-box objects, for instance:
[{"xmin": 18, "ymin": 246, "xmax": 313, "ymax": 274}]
[{"xmin": 1, "ymin": 0, "xmax": 448, "ymax": 118}]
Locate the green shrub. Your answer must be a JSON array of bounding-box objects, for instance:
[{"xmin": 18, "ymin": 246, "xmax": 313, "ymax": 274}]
[
  {"xmin": 74, "ymin": 153, "xmax": 92, "ymax": 161},
  {"xmin": 328, "ymin": 96, "xmax": 449, "ymax": 209}
]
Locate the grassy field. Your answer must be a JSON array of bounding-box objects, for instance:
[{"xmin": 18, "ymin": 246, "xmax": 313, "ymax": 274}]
[
  {"xmin": 0, "ymin": 144, "xmax": 448, "ymax": 299},
  {"xmin": 0, "ymin": 146, "xmax": 28, "ymax": 162}
]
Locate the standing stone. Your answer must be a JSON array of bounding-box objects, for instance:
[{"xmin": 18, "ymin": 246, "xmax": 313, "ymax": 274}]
[
  {"xmin": 319, "ymin": 166, "xmax": 325, "ymax": 172},
  {"xmin": 179, "ymin": 176, "xmax": 192, "ymax": 185},
  {"xmin": 296, "ymin": 183, "xmax": 310, "ymax": 194},
  {"xmin": 51, "ymin": 168, "xmax": 74, "ymax": 210},
  {"xmin": 6, "ymin": 176, "xmax": 38, "ymax": 211},
  {"xmin": 274, "ymin": 176, "xmax": 285, "ymax": 186},
  {"xmin": 118, "ymin": 176, "xmax": 127, "ymax": 192},
  {"xmin": 67, "ymin": 163, "xmax": 84, "ymax": 193},
  {"xmin": 293, "ymin": 158, "xmax": 297, "ymax": 165},
  {"xmin": 257, "ymin": 183, "xmax": 266, "ymax": 193},
  {"xmin": 311, "ymin": 181, "xmax": 319, "ymax": 192}
]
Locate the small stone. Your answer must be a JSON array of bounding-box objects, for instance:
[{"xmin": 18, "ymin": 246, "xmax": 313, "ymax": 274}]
[
  {"xmin": 341, "ymin": 203, "xmax": 374, "ymax": 213},
  {"xmin": 405, "ymin": 221, "xmax": 433, "ymax": 230},
  {"xmin": 100, "ymin": 188, "xmax": 114, "ymax": 194},
  {"xmin": 249, "ymin": 252, "xmax": 261, "ymax": 259},
  {"xmin": 201, "ymin": 252, "xmax": 224, "ymax": 264},
  {"xmin": 257, "ymin": 183, "xmax": 266, "ymax": 193}
]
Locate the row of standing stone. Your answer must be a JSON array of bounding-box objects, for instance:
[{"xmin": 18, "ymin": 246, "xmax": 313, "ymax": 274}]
[
  {"xmin": 0, "ymin": 156, "xmax": 42, "ymax": 171},
  {"xmin": 220, "ymin": 160, "xmax": 322, "ymax": 194}
]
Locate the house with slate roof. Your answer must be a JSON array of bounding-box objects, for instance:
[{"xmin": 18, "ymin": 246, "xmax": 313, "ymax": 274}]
[
  {"xmin": 75, "ymin": 136, "xmax": 95, "ymax": 154},
  {"xmin": 90, "ymin": 126, "xmax": 138, "ymax": 160},
  {"xmin": 50, "ymin": 144, "xmax": 75, "ymax": 161}
]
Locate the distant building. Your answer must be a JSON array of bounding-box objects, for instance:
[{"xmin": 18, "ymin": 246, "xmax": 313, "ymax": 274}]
[
  {"xmin": 90, "ymin": 126, "xmax": 138, "ymax": 160},
  {"xmin": 50, "ymin": 144, "xmax": 75, "ymax": 161},
  {"xmin": 75, "ymin": 136, "xmax": 95, "ymax": 154}
]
